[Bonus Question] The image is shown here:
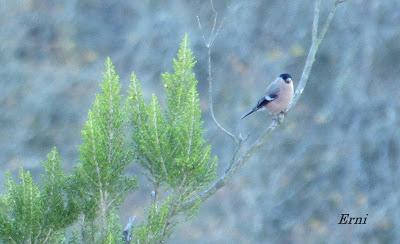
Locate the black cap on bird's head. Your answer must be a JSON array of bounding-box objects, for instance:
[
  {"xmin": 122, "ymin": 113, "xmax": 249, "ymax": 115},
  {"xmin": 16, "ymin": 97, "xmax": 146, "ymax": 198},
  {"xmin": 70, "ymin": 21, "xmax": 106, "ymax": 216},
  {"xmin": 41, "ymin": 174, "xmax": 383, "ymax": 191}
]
[{"xmin": 279, "ymin": 73, "xmax": 292, "ymax": 83}]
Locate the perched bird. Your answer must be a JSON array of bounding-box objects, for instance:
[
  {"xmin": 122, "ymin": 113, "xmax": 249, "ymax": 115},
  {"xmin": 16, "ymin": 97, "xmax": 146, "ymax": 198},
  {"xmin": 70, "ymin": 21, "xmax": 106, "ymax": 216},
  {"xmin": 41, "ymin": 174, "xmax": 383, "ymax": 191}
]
[{"xmin": 241, "ymin": 73, "xmax": 294, "ymax": 119}]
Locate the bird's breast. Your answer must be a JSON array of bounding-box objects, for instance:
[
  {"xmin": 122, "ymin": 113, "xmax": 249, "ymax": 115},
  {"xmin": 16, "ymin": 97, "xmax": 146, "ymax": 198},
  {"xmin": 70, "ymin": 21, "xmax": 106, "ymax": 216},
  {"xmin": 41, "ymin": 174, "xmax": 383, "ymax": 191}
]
[{"xmin": 265, "ymin": 84, "xmax": 294, "ymax": 114}]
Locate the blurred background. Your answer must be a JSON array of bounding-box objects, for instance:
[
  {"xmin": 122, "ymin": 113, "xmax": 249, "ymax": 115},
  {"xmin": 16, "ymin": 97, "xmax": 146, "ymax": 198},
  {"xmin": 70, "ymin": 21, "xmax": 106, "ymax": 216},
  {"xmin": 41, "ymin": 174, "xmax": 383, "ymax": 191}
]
[{"xmin": 1, "ymin": 0, "xmax": 399, "ymax": 243}]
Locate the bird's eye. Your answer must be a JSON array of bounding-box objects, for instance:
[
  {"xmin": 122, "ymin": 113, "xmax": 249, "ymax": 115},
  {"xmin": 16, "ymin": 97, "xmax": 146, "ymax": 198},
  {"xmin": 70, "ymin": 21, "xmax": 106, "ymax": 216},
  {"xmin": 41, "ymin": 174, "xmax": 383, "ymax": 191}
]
[{"xmin": 285, "ymin": 79, "xmax": 291, "ymax": 84}]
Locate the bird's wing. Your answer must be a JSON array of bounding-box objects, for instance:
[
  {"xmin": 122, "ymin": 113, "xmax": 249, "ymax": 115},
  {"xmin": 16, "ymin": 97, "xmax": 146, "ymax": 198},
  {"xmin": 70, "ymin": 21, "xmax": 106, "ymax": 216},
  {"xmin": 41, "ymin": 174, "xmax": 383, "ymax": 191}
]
[
  {"xmin": 256, "ymin": 93, "xmax": 277, "ymax": 109},
  {"xmin": 255, "ymin": 78, "xmax": 281, "ymax": 108},
  {"xmin": 240, "ymin": 78, "xmax": 281, "ymax": 119},
  {"xmin": 264, "ymin": 79, "xmax": 281, "ymax": 98},
  {"xmin": 240, "ymin": 93, "xmax": 278, "ymax": 119}
]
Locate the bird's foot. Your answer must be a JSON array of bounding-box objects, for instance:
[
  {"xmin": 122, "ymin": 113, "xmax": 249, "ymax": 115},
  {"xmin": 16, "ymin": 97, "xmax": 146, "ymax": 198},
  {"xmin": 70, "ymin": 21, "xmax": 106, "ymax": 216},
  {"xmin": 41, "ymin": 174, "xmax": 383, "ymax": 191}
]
[{"xmin": 274, "ymin": 112, "xmax": 285, "ymax": 124}]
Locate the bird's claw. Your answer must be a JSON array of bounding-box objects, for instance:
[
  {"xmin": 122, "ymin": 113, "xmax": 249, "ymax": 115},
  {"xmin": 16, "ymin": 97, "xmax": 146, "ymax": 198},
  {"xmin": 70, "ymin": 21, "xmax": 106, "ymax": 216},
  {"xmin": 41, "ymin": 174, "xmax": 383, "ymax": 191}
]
[{"xmin": 273, "ymin": 112, "xmax": 285, "ymax": 124}]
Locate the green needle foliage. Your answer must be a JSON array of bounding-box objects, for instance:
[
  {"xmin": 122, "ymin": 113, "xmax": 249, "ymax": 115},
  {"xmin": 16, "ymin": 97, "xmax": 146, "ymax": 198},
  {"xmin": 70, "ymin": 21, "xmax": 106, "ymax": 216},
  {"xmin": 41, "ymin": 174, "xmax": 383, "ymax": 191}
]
[
  {"xmin": 127, "ymin": 35, "xmax": 217, "ymax": 242},
  {"xmin": 42, "ymin": 148, "xmax": 79, "ymax": 231},
  {"xmin": 132, "ymin": 201, "xmax": 170, "ymax": 243},
  {"xmin": 0, "ymin": 148, "xmax": 78, "ymax": 243},
  {"xmin": 129, "ymin": 35, "xmax": 217, "ymax": 192},
  {"xmin": 162, "ymin": 35, "xmax": 217, "ymax": 191},
  {"xmin": 0, "ymin": 35, "xmax": 217, "ymax": 244},
  {"xmin": 73, "ymin": 57, "xmax": 137, "ymax": 242}
]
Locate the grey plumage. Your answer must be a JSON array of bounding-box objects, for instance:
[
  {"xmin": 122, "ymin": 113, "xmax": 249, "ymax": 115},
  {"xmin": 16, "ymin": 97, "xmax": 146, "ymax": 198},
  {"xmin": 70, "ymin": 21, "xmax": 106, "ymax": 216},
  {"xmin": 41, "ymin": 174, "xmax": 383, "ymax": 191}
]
[{"xmin": 264, "ymin": 79, "xmax": 280, "ymax": 98}]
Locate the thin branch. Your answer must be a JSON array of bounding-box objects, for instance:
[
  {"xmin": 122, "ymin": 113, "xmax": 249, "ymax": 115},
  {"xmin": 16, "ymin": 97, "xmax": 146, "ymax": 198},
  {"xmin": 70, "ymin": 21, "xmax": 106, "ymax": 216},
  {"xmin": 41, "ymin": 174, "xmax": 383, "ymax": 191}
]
[
  {"xmin": 183, "ymin": 0, "xmax": 346, "ymax": 210},
  {"xmin": 318, "ymin": 0, "xmax": 343, "ymax": 43},
  {"xmin": 225, "ymin": 134, "xmax": 248, "ymax": 174},
  {"xmin": 197, "ymin": 1, "xmax": 239, "ymax": 144},
  {"xmin": 312, "ymin": 0, "xmax": 321, "ymax": 43},
  {"xmin": 42, "ymin": 229, "xmax": 52, "ymax": 244},
  {"xmin": 208, "ymin": 0, "xmax": 226, "ymax": 47},
  {"xmin": 182, "ymin": 117, "xmax": 280, "ymax": 209},
  {"xmin": 290, "ymin": 0, "xmax": 344, "ymax": 109},
  {"xmin": 123, "ymin": 216, "xmax": 136, "ymax": 244},
  {"xmin": 196, "ymin": 16, "xmax": 207, "ymax": 45},
  {"xmin": 207, "ymin": 47, "xmax": 238, "ymax": 144},
  {"xmin": 209, "ymin": 0, "xmax": 218, "ymax": 46},
  {"xmin": 151, "ymin": 185, "xmax": 158, "ymax": 204}
]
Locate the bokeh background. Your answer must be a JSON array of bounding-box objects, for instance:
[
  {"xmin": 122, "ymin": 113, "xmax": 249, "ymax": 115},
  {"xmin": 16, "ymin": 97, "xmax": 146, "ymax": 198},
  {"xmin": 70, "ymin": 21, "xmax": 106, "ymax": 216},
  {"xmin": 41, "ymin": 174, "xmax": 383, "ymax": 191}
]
[{"xmin": 1, "ymin": 0, "xmax": 399, "ymax": 243}]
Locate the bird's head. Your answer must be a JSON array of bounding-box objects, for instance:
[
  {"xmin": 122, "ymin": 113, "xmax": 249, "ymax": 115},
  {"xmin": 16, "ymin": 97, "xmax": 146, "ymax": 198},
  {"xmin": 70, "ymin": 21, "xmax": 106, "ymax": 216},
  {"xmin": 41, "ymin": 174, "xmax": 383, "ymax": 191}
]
[{"xmin": 279, "ymin": 73, "xmax": 293, "ymax": 84}]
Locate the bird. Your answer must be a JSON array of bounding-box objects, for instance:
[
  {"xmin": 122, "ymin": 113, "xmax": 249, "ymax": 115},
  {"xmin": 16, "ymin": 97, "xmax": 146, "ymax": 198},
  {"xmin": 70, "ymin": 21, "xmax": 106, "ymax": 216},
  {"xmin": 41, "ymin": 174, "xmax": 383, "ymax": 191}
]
[{"xmin": 241, "ymin": 73, "xmax": 294, "ymax": 119}]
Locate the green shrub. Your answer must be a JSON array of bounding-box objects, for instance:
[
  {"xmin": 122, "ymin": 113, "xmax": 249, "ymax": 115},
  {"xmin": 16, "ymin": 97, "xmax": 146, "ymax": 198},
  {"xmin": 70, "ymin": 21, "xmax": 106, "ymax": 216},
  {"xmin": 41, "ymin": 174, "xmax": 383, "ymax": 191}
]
[{"xmin": 0, "ymin": 35, "xmax": 216, "ymax": 244}]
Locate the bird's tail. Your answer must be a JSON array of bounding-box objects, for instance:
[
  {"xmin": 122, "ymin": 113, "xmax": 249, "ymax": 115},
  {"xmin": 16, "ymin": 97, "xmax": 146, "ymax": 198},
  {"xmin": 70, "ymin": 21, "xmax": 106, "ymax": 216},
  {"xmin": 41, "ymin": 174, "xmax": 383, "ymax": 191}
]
[{"xmin": 241, "ymin": 108, "xmax": 257, "ymax": 119}]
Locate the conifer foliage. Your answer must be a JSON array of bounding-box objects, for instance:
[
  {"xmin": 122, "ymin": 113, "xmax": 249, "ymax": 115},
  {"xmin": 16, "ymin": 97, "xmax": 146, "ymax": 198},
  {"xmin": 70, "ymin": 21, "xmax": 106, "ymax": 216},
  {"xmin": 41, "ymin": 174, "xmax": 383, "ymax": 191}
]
[
  {"xmin": 73, "ymin": 57, "xmax": 137, "ymax": 242},
  {"xmin": 129, "ymin": 35, "xmax": 217, "ymax": 191},
  {"xmin": 0, "ymin": 36, "xmax": 216, "ymax": 243},
  {"xmin": 128, "ymin": 36, "xmax": 217, "ymax": 242},
  {"xmin": 0, "ymin": 148, "xmax": 78, "ymax": 243}
]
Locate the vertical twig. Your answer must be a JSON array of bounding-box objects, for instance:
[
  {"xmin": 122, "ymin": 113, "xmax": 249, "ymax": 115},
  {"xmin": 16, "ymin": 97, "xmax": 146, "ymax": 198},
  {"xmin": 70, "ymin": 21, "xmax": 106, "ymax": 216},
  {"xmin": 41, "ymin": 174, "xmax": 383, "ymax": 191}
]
[
  {"xmin": 123, "ymin": 216, "xmax": 136, "ymax": 244},
  {"xmin": 290, "ymin": 0, "xmax": 344, "ymax": 109},
  {"xmin": 197, "ymin": 0, "xmax": 238, "ymax": 144},
  {"xmin": 42, "ymin": 229, "xmax": 52, "ymax": 243},
  {"xmin": 151, "ymin": 186, "xmax": 158, "ymax": 204}
]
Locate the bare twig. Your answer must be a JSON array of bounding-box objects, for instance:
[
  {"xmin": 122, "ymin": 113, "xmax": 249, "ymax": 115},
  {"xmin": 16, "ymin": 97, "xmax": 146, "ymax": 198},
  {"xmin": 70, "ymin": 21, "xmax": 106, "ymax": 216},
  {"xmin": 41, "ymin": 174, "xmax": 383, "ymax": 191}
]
[
  {"xmin": 123, "ymin": 216, "xmax": 136, "ymax": 244},
  {"xmin": 42, "ymin": 228, "xmax": 52, "ymax": 243},
  {"xmin": 209, "ymin": 0, "xmax": 218, "ymax": 46},
  {"xmin": 207, "ymin": 47, "xmax": 238, "ymax": 144},
  {"xmin": 183, "ymin": 0, "xmax": 346, "ymax": 210},
  {"xmin": 151, "ymin": 189, "xmax": 157, "ymax": 203},
  {"xmin": 290, "ymin": 0, "xmax": 344, "ymax": 109},
  {"xmin": 151, "ymin": 181, "xmax": 159, "ymax": 205},
  {"xmin": 197, "ymin": 0, "xmax": 238, "ymax": 144}
]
